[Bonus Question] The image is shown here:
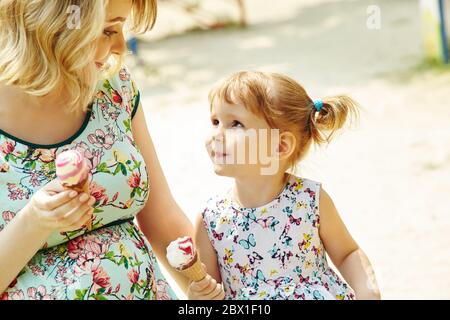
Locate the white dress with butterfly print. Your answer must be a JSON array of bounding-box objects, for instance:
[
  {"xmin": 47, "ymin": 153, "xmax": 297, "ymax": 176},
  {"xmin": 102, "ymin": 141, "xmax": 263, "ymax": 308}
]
[{"xmin": 202, "ymin": 175, "xmax": 355, "ymax": 300}]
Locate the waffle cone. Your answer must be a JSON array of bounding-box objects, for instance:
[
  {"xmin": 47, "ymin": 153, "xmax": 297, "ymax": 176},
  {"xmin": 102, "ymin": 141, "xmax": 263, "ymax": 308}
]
[
  {"xmin": 69, "ymin": 179, "xmax": 92, "ymax": 230},
  {"xmin": 179, "ymin": 255, "xmax": 206, "ymax": 282}
]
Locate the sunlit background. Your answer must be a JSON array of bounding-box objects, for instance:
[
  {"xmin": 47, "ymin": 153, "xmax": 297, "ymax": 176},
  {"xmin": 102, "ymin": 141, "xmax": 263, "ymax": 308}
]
[{"xmin": 125, "ymin": 0, "xmax": 450, "ymax": 299}]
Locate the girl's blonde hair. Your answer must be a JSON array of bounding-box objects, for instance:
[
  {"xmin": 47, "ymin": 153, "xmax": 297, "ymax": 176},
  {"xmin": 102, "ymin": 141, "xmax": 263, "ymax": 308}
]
[
  {"xmin": 0, "ymin": 0, "xmax": 157, "ymax": 114},
  {"xmin": 208, "ymin": 71, "xmax": 359, "ymax": 169}
]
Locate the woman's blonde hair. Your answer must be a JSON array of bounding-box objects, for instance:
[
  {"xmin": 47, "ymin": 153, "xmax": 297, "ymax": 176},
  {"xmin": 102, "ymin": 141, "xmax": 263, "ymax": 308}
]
[
  {"xmin": 0, "ymin": 0, "xmax": 157, "ymax": 114},
  {"xmin": 209, "ymin": 71, "xmax": 359, "ymax": 170}
]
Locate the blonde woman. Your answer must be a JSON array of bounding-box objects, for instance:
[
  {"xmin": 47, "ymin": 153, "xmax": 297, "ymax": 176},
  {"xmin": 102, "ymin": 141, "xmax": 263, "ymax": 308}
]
[{"xmin": 0, "ymin": 0, "xmax": 223, "ymax": 300}]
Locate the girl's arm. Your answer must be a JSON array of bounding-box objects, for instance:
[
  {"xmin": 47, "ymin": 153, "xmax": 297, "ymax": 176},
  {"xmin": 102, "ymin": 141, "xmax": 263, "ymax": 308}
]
[
  {"xmin": 319, "ymin": 187, "xmax": 381, "ymax": 300},
  {"xmin": 194, "ymin": 213, "xmax": 222, "ymax": 283},
  {"xmin": 132, "ymin": 104, "xmax": 194, "ymax": 294},
  {"xmin": 187, "ymin": 213, "xmax": 224, "ymax": 300}
]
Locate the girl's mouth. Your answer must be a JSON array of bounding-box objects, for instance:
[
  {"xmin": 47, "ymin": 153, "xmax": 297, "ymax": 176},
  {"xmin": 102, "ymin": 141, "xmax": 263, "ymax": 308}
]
[{"xmin": 213, "ymin": 151, "xmax": 229, "ymax": 160}]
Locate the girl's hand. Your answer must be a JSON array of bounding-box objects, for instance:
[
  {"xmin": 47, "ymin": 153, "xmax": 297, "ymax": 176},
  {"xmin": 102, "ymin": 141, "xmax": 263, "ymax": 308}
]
[
  {"xmin": 187, "ymin": 265, "xmax": 225, "ymax": 300},
  {"xmin": 25, "ymin": 179, "xmax": 95, "ymax": 233}
]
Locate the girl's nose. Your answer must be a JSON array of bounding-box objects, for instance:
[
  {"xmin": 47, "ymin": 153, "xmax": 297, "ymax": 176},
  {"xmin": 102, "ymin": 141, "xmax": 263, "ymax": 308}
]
[{"xmin": 211, "ymin": 127, "xmax": 225, "ymax": 142}]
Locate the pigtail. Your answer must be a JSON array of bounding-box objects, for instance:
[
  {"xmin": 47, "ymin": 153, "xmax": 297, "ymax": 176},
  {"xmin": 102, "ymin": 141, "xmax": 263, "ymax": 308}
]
[{"xmin": 309, "ymin": 95, "xmax": 359, "ymax": 145}]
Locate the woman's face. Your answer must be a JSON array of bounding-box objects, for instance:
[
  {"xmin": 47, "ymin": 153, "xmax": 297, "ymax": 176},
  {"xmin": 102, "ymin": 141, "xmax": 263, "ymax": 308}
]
[{"xmin": 94, "ymin": 0, "xmax": 133, "ymax": 69}]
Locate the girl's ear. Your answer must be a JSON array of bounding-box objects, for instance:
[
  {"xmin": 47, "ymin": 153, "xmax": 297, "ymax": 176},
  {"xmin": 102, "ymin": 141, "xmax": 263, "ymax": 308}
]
[{"xmin": 276, "ymin": 131, "xmax": 296, "ymax": 161}]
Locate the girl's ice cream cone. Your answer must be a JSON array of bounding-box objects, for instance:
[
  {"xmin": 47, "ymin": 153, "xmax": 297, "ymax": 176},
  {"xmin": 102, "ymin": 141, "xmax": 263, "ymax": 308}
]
[
  {"xmin": 166, "ymin": 236, "xmax": 206, "ymax": 282},
  {"xmin": 55, "ymin": 150, "xmax": 93, "ymax": 229}
]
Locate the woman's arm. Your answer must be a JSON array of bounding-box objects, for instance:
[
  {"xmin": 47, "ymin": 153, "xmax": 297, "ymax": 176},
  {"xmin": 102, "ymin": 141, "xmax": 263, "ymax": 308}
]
[
  {"xmin": 0, "ymin": 205, "xmax": 53, "ymax": 293},
  {"xmin": 194, "ymin": 213, "xmax": 222, "ymax": 283},
  {"xmin": 319, "ymin": 187, "xmax": 381, "ymax": 300},
  {"xmin": 132, "ymin": 104, "xmax": 194, "ymax": 294},
  {"xmin": 0, "ymin": 183, "xmax": 94, "ymax": 294}
]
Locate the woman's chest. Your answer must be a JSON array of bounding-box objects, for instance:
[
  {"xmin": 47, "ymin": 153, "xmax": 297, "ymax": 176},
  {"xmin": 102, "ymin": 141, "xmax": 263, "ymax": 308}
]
[
  {"xmin": 0, "ymin": 106, "xmax": 89, "ymax": 147},
  {"xmin": 0, "ymin": 103, "xmax": 149, "ymax": 247}
]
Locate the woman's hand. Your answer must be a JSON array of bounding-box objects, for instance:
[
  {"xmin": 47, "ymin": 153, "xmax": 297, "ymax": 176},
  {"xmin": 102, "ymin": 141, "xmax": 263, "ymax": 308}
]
[
  {"xmin": 25, "ymin": 179, "xmax": 95, "ymax": 233},
  {"xmin": 187, "ymin": 265, "xmax": 225, "ymax": 300}
]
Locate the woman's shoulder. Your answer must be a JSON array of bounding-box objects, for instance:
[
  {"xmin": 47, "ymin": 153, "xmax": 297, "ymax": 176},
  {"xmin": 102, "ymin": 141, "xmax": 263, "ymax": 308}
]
[{"xmin": 94, "ymin": 65, "xmax": 140, "ymax": 120}]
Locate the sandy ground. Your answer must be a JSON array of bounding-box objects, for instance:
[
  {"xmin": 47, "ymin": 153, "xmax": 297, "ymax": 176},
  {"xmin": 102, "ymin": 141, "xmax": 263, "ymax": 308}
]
[{"xmin": 128, "ymin": 0, "xmax": 450, "ymax": 299}]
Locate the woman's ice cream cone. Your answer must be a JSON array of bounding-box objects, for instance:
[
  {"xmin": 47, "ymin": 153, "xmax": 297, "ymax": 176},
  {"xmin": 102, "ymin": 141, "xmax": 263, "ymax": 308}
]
[{"xmin": 55, "ymin": 150, "xmax": 93, "ymax": 229}]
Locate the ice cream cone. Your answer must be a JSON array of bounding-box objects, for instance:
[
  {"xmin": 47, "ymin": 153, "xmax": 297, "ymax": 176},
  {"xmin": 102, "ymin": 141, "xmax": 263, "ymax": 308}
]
[
  {"xmin": 55, "ymin": 150, "xmax": 93, "ymax": 230},
  {"xmin": 71, "ymin": 179, "xmax": 92, "ymax": 230},
  {"xmin": 178, "ymin": 253, "xmax": 206, "ymax": 282},
  {"xmin": 167, "ymin": 236, "xmax": 207, "ymax": 282}
]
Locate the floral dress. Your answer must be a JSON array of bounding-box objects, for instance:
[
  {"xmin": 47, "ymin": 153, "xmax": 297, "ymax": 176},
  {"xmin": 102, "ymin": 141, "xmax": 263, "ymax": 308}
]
[
  {"xmin": 202, "ymin": 175, "xmax": 356, "ymax": 300},
  {"xmin": 0, "ymin": 67, "xmax": 176, "ymax": 300}
]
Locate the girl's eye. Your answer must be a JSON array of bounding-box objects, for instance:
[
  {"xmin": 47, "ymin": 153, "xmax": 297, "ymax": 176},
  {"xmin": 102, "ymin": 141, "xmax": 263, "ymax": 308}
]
[
  {"xmin": 232, "ymin": 120, "xmax": 244, "ymax": 128},
  {"xmin": 211, "ymin": 119, "xmax": 219, "ymax": 126}
]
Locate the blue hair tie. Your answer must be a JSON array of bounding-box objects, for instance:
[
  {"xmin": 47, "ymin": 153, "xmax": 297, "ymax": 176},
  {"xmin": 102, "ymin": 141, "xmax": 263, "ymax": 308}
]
[{"xmin": 314, "ymin": 100, "xmax": 323, "ymax": 112}]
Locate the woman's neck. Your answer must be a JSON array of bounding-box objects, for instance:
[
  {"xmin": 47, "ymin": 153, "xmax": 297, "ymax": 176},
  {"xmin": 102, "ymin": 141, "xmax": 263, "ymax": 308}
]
[
  {"xmin": 0, "ymin": 81, "xmax": 69, "ymax": 113},
  {"xmin": 232, "ymin": 172, "xmax": 290, "ymax": 208}
]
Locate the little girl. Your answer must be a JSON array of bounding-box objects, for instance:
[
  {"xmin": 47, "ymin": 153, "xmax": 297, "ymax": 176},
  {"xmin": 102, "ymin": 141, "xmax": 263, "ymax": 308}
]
[{"xmin": 188, "ymin": 71, "xmax": 381, "ymax": 300}]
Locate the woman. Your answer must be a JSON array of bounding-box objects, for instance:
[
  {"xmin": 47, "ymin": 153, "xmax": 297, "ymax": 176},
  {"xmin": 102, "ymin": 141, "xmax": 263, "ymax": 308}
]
[{"xmin": 0, "ymin": 0, "xmax": 223, "ymax": 300}]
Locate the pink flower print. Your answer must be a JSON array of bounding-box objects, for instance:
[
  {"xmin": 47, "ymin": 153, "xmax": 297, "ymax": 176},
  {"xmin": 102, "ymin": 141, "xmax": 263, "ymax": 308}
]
[
  {"xmin": 132, "ymin": 237, "xmax": 147, "ymax": 251},
  {"xmin": 67, "ymin": 236, "xmax": 86, "ymax": 260},
  {"xmin": 74, "ymin": 142, "xmax": 104, "ymax": 170},
  {"xmin": 29, "ymin": 172, "xmax": 41, "ymax": 188},
  {"xmin": 156, "ymin": 280, "xmax": 172, "ymax": 300},
  {"xmin": 119, "ymin": 68, "xmax": 130, "ymax": 81},
  {"xmin": 110, "ymin": 112, "xmax": 119, "ymax": 120},
  {"xmin": 27, "ymin": 286, "xmax": 52, "ymax": 300},
  {"xmin": 111, "ymin": 90, "xmax": 123, "ymax": 105},
  {"xmin": 88, "ymin": 129, "xmax": 114, "ymax": 150},
  {"xmin": 128, "ymin": 172, "xmax": 141, "ymax": 189},
  {"xmin": 7, "ymin": 290, "xmax": 25, "ymax": 300},
  {"xmin": 74, "ymin": 252, "xmax": 101, "ymax": 277},
  {"xmin": 45, "ymin": 256, "xmax": 55, "ymax": 266},
  {"xmin": 7, "ymin": 183, "xmax": 30, "ymax": 201},
  {"xmin": 126, "ymin": 103, "xmax": 132, "ymax": 117},
  {"xmin": 92, "ymin": 267, "xmax": 111, "ymax": 292},
  {"xmin": 2, "ymin": 211, "xmax": 15, "ymax": 223},
  {"xmin": 68, "ymin": 235, "xmax": 108, "ymax": 261},
  {"xmin": 1, "ymin": 141, "xmax": 14, "ymax": 155},
  {"xmin": 84, "ymin": 235, "xmax": 108, "ymax": 257},
  {"xmin": 30, "ymin": 264, "xmax": 45, "ymax": 276},
  {"xmin": 34, "ymin": 149, "xmax": 56, "ymax": 163},
  {"xmin": 128, "ymin": 269, "xmax": 139, "ymax": 284},
  {"xmin": 89, "ymin": 182, "xmax": 108, "ymax": 205}
]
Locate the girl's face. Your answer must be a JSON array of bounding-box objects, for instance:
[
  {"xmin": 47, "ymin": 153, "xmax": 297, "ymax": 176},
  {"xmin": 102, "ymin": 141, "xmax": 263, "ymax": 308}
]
[
  {"xmin": 94, "ymin": 0, "xmax": 133, "ymax": 69},
  {"xmin": 206, "ymin": 101, "xmax": 282, "ymax": 179}
]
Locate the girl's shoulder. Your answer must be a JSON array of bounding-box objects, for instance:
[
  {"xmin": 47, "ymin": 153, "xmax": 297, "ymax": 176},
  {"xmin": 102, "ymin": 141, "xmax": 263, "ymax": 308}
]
[
  {"xmin": 287, "ymin": 175, "xmax": 322, "ymax": 194},
  {"xmin": 201, "ymin": 192, "xmax": 230, "ymax": 220}
]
